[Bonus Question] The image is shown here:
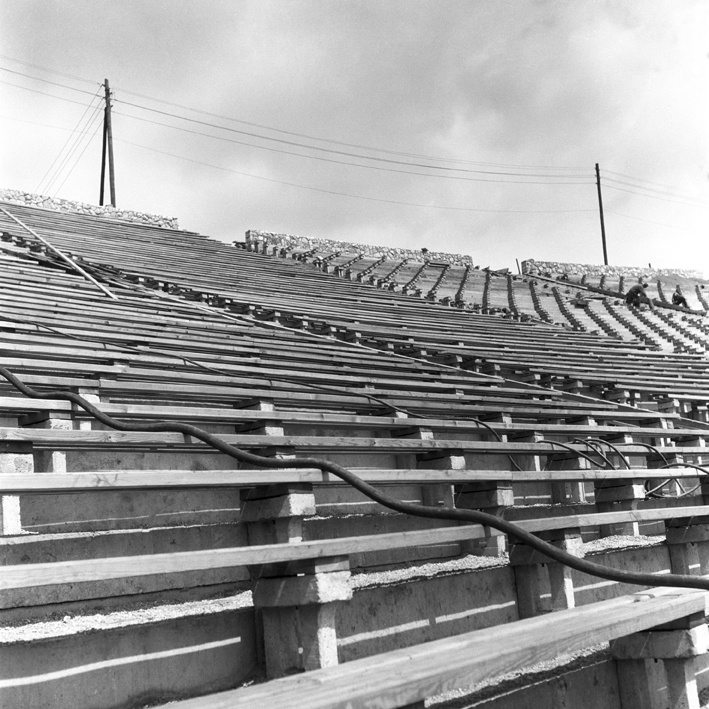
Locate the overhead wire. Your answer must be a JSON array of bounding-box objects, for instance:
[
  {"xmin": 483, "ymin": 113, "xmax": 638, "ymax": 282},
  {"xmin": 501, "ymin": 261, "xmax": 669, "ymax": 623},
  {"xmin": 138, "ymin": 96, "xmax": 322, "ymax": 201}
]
[
  {"xmin": 114, "ymin": 109, "xmax": 594, "ymax": 185},
  {"xmin": 119, "ymin": 138, "xmax": 598, "ymax": 214},
  {"xmin": 0, "ymin": 54, "xmax": 592, "ymax": 172},
  {"xmin": 0, "ymin": 67, "xmax": 100, "ymax": 97},
  {"xmin": 38, "ymin": 94, "xmax": 104, "ymax": 195},
  {"xmin": 603, "ymin": 182, "xmax": 709, "ymax": 210},
  {"xmin": 0, "ymin": 79, "xmax": 101, "ymax": 108},
  {"xmin": 605, "ymin": 210, "xmax": 707, "ymax": 235},
  {"xmin": 0, "ymin": 55, "xmax": 98, "ymax": 86},
  {"xmin": 602, "ymin": 176, "xmax": 708, "ymax": 206},
  {"xmin": 50, "ymin": 111, "xmax": 104, "ymax": 197},
  {"xmin": 44, "ymin": 104, "xmax": 104, "ymax": 196},
  {"xmin": 35, "ymin": 90, "xmax": 103, "ymax": 193},
  {"xmin": 117, "ymin": 98, "xmax": 594, "ymax": 179},
  {"xmin": 603, "ymin": 169, "xmax": 707, "ymax": 202}
]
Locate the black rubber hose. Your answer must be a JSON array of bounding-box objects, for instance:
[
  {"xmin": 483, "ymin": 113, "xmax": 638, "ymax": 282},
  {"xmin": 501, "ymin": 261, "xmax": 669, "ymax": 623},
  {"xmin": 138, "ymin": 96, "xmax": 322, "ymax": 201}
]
[{"xmin": 1, "ymin": 365, "xmax": 708, "ymax": 591}]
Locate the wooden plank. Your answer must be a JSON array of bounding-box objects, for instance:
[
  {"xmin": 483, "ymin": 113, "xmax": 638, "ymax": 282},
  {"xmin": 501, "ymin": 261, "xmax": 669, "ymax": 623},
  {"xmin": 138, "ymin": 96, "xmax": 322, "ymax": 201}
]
[
  {"xmin": 3, "ymin": 505, "xmax": 709, "ymax": 592},
  {"xmin": 151, "ymin": 587, "xmax": 709, "ymax": 709},
  {"xmin": 0, "ymin": 466, "xmax": 702, "ymax": 492}
]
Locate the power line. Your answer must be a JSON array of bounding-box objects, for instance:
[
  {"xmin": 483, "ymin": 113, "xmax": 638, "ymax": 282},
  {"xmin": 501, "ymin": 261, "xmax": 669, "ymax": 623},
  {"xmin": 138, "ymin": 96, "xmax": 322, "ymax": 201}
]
[
  {"xmin": 603, "ymin": 177, "xmax": 708, "ymax": 207},
  {"xmin": 45, "ymin": 104, "xmax": 104, "ymax": 196},
  {"xmin": 605, "ymin": 210, "xmax": 707, "ymax": 235},
  {"xmin": 118, "ymin": 136, "xmax": 597, "ymax": 214},
  {"xmin": 0, "ymin": 54, "xmax": 98, "ymax": 86},
  {"xmin": 0, "ymin": 79, "xmax": 100, "ymax": 108},
  {"xmin": 117, "ymin": 98, "xmax": 594, "ymax": 179},
  {"xmin": 0, "ymin": 56, "xmax": 586, "ymax": 170},
  {"xmin": 0, "ymin": 67, "xmax": 100, "ymax": 96},
  {"xmin": 603, "ymin": 182, "xmax": 709, "ymax": 209},
  {"xmin": 0, "ymin": 58, "xmax": 590, "ymax": 172},
  {"xmin": 114, "ymin": 109, "xmax": 594, "ymax": 186},
  {"xmin": 115, "ymin": 84, "xmax": 588, "ymax": 171},
  {"xmin": 51, "ymin": 112, "xmax": 104, "ymax": 197},
  {"xmin": 603, "ymin": 168, "xmax": 707, "ymax": 201},
  {"xmin": 36, "ymin": 92, "xmax": 103, "ymax": 194}
]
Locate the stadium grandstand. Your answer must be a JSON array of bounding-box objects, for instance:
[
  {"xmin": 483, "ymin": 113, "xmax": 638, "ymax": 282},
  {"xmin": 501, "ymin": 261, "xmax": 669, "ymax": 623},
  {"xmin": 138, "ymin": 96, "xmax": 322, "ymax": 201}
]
[{"xmin": 2, "ymin": 192, "xmax": 709, "ymax": 708}]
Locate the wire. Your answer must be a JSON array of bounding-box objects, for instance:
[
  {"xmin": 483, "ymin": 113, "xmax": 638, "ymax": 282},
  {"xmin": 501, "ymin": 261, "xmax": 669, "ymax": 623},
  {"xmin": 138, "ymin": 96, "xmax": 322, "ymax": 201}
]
[
  {"xmin": 603, "ymin": 169, "xmax": 708, "ymax": 202},
  {"xmin": 0, "ymin": 79, "xmax": 100, "ymax": 108},
  {"xmin": 44, "ymin": 104, "xmax": 104, "ymax": 196},
  {"xmin": 603, "ymin": 176, "xmax": 708, "ymax": 206},
  {"xmin": 117, "ymin": 99, "xmax": 594, "ymax": 180},
  {"xmin": 0, "ymin": 67, "xmax": 100, "ymax": 97},
  {"xmin": 114, "ymin": 109, "xmax": 595, "ymax": 185},
  {"xmin": 35, "ymin": 92, "xmax": 103, "ymax": 193},
  {"xmin": 0, "ymin": 54, "xmax": 589, "ymax": 172},
  {"xmin": 119, "ymin": 138, "xmax": 598, "ymax": 214},
  {"xmin": 605, "ymin": 210, "xmax": 707, "ymax": 235},
  {"xmin": 51, "ymin": 111, "xmax": 104, "ymax": 197},
  {"xmin": 604, "ymin": 182, "xmax": 709, "ymax": 210},
  {"xmin": 0, "ymin": 55, "xmax": 98, "ymax": 86}
]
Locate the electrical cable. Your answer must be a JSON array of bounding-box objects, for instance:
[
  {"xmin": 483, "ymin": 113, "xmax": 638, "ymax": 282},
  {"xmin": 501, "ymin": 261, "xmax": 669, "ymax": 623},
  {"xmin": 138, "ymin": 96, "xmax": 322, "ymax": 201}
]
[
  {"xmin": 603, "ymin": 169, "xmax": 708, "ymax": 202},
  {"xmin": 0, "ymin": 55, "xmax": 99, "ymax": 86},
  {"xmin": 605, "ymin": 210, "xmax": 707, "ymax": 236},
  {"xmin": 36, "ymin": 91, "xmax": 103, "ymax": 194},
  {"xmin": 0, "ymin": 79, "xmax": 101, "ymax": 108},
  {"xmin": 117, "ymin": 99, "xmax": 594, "ymax": 180},
  {"xmin": 603, "ymin": 182, "xmax": 709, "ymax": 210},
  {"xmin": 0, "ymin": 54, "xmax": 589, "ymax": 172},
  {"xmin": 43, "ymin": 102, "xmax": 104, "ymax": 196},
  {"xmin": 118, "ymin": 138, "xmax": 598, "ymax": 214},
  {"xmin": 0, "ymin": 67, "xmax": 100, "ymax": 96},
  {"xmin": 50, "ymin": 110, "xmax": 105, "ymax": 197},
  {"xmin": 114, "ymin": 110, "xmax": 594, "ymax": 186},
  {"xmin": 0, "ymin": 364, "xmax": 708, "ymax": 591},
  {"xmin": 603, "ymin": 177, "xmax": 708, "ymax": 206}
]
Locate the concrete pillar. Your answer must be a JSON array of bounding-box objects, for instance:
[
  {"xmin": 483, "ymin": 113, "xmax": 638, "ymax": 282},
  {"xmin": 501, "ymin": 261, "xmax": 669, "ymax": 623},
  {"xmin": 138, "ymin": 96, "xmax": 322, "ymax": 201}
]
[
  {"xmin": 509, "ymin": 529, "xmax": 583, "ymax": 619},
  {"xmin": 595, "ymin": 434, "xmax": 646, "ymax": 537},
  {"xmin": 24, "ymin": 414, "xmax": 73, "ymax": 473},
  {"xmin": 665, "ymin": 518, "xmax": 708, "ymax": 577},
  {"xmin": 399, "ymin": 426, "xmax": 455, "ymax": 509},
  {"xmin": 249, "ymin": 556, "xmax": 352, "ymax": 678},
  {"xmin": 611, "ymin": 614, "xmax": 708, "ymax": 709},
  {"xmin": 0, "ymin": 441, "xmax": 33, "ymax": 535}
]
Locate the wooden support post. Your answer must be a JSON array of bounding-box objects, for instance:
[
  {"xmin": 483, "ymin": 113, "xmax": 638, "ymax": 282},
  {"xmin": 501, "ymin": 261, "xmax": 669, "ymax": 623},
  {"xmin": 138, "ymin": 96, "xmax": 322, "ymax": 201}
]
[
  {"xmin": 611, "ymin": 613, "xmax": 708, "ymax": 709},
  {"xmin": 249, "ymin": 556, "xmax": 352, "ymax": 678},
  {"xmin": 509, "ymin": 529, "xmax": 583, "ymax": 618}
]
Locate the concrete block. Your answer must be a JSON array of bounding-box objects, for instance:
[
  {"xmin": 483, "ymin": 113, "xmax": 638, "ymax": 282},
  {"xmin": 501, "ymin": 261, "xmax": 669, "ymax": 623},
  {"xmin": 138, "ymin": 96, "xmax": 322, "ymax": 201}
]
[
  {"xmin": 611, "ymin": 626, "xmax": 709, "ymax": 659},
  {"xmin": 240, "ymin": 492, "xmax": 316, "ymax": 521},
  {"xmin": 262, "ymin": 602, "xmax": 339, "ymax": 678},
  {"xmin": 252, "ymin": 570, "xmax": 352, "ymax": 608},
  {"xmin": 594, "ymin": 483, "xmax": 645, "ymax": 503}
]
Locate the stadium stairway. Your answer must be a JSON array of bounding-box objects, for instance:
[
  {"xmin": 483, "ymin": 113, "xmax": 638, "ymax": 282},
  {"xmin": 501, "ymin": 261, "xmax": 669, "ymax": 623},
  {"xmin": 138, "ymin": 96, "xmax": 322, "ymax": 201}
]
[{"xmin": 2, "ymin": 201, "xmax": 709, "ymax": 706}]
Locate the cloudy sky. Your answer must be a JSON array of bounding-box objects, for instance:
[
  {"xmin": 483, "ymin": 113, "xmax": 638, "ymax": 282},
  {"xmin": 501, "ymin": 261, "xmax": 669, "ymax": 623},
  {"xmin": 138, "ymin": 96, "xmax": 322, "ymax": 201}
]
[{"xmin": 1, "ymin": 0, "xmax": 707, "ymax": 271}]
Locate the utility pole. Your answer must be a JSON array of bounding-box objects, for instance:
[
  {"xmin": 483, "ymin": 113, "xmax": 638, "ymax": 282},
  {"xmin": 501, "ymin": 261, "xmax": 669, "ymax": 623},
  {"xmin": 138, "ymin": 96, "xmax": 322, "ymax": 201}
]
[
  {"xmin": 595, "ymin": 163, "xmax": 607, "ymax": 266},
  {"xmin": 99, "ymin": 79, "xmax": 116, "ymax": 207}
]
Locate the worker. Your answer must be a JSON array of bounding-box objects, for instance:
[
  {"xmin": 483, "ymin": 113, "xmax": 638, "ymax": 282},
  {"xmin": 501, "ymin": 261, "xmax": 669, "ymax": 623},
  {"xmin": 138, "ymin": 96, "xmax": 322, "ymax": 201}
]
[
  {"xmin": 625, "ymin": 282, "xmax": 652, "ymax": 308},
  {"xmin": 672, "ymin": 285, "xmax": 689, "ymax": 308}
]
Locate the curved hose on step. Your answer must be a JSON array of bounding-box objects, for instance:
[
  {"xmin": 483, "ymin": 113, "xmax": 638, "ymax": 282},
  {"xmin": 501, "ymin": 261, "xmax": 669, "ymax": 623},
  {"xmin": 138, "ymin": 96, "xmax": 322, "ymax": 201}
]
[{"xmin": 0, "ymin": 365, "xmax": 708, "ymax": 592}]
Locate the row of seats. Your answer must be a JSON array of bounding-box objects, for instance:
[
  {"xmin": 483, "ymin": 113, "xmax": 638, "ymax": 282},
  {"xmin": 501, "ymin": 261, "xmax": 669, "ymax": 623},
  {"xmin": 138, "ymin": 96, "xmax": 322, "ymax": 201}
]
[{"xmin": 1, "ymin": 199, "xmax": 709, "ymax": 707}]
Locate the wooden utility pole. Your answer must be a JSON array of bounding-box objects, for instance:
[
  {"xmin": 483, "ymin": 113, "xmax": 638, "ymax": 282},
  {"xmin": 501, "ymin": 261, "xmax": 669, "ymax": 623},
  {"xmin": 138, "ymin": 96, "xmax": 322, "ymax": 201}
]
[
  {"xmin": 595, "ymin": 163, "xmax": 607, "ymax": 266},
  {"xmin": 99, "ymin": 79, "xmax": 116, "ymax": 207}
]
